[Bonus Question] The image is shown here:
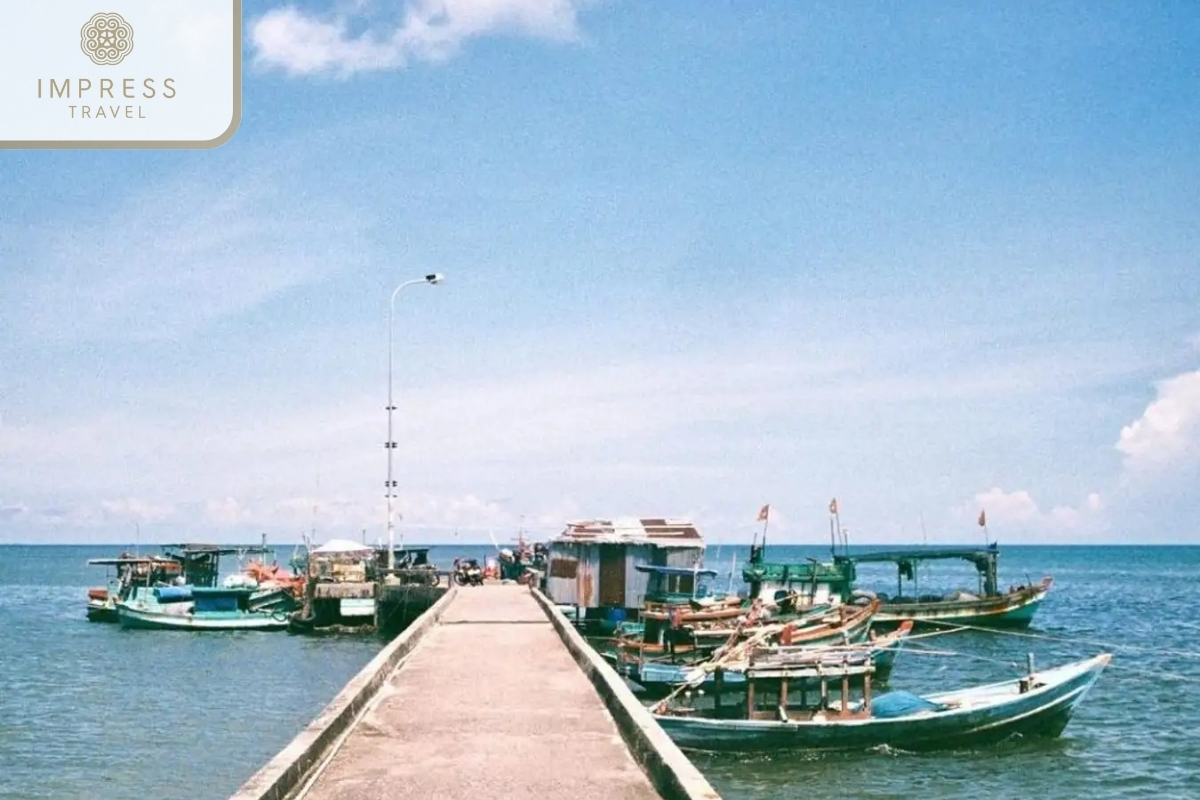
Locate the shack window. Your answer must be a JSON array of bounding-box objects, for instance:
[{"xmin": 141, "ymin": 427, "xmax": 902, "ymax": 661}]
[{"xmin": 549, "ymin": 558, "xmax": 578, "ymax": 579}]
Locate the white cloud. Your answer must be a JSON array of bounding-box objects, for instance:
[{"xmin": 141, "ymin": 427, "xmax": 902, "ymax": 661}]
[
  {"xmin": 963, "ymin": 487, "xmax": 1103, "ymax": 533},
  {"xmin": 3, "ymin": 175, "xmax": 365, "ymax": 344},
  {"xmin": 251, "ymin": 0, "xmax": 592, "ymax": 77},
  {"xmin": 98, "ymin": 498, "xmax": 176, "ymax": 524},
  {"xmin": 1116, "ymin": 369, "xmax": 1200, "ymax": 475}
]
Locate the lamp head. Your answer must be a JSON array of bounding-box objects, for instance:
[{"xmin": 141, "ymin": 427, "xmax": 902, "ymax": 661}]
[{"xmin": 425, "ymin": 273, "xmax": 444, "ymax": 285}]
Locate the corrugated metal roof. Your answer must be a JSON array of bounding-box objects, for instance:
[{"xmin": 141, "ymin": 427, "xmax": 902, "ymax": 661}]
[{"xmin": 551, "ymin": 517, "xmax": 704, "ymax": 547}]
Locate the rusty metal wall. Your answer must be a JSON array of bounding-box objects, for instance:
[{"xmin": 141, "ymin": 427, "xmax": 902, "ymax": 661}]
[
  {"xmin": 544, "ymin": 541, "xmax": 601, "ymax": 607},
  {"xmin": 545, "ymin": 541, "xmax": 705, "ymax": 611},
  {"xmin": 623, "ymin": 545, "xmax": 652, "ymax": 608}
]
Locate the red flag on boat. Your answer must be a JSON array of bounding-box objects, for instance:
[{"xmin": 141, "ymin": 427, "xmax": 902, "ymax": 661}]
[
  {"xmin": 978, "ymin": 509, "xmax": 987, "ymax": 527},
  {"xmin": 756, "ymin": 504, "xmax": 770, "ymax": 522},
  {"xmin": 829, "ymin": 498, "xmax": 839, "ymax": 515}
]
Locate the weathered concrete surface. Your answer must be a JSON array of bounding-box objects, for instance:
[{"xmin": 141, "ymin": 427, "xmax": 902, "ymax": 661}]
[
  {"xmin": 228, "ymin": 586, "xmax": 455, "ymax": 800},
  {"xmin": 299, "ymin": 585, "xmax": 662, "ymax": 800},
  {"xmin": 531, "ymin": 587, "xmax": 722, "ymax": 800}
]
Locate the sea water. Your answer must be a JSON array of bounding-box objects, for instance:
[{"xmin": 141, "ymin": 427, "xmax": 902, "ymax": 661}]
[{"xmin": 1, "ymin": 544, "xmax": 1197, "ymax": 800}]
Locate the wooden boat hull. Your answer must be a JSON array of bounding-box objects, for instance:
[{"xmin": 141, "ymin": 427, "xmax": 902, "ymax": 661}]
[
  {"xmin": 640, "ymin": 598, "xmax": 746, "ymax": 624},
  {"xmin": 627, "ymin": 631, "xmax": 909, "ymax": 697},
  {"xmin": 117, "ymin": 604, "xmax": 289, "ymax": 631},
  {"xmin": 691, "ymin": 602, "xmax": 876, "ymax": 645},
  {"xmin": 653, "ymin": 653, "xmax": 1109, "ymax": 753},
  {"xmin": 614, "ymin": 602, "xmax": 875, "ymax": 665},
  {"xmin": 871, "ymin": 578, "xmax": 1052, "ymax": 631}
]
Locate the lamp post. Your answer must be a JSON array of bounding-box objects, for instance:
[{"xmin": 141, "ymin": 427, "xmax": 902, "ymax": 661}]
[{"xmin": 386, "ymin": 273, "xmax": 444, "ymax": 571}]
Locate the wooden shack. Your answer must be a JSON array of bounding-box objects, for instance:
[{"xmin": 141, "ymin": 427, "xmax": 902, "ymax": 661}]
[{"xmin": 543, "ymin": 517, "xmax": 705, "ymax": 630}]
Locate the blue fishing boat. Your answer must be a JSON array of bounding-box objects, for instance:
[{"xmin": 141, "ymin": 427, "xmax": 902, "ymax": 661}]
[
  {"xmin": 117, "ymin": 586, "xmax": 291, "ymax": 631},
  {"xmin": 112, "ymin": 543, "xmax": 297, "ymax": 631},
  {"xmin": 651, "ymin": 651, "xmax": 1111, "ymax": 753},
  {"xmin": 86, "ymin": 554, "xmax": 184, "ymax": 622}
]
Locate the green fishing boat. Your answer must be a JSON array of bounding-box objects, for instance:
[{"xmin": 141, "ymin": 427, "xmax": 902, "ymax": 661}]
[
  {"xmin": 834, "ymin": 545, "xmax": 1052, "ymax": 630},
  {"xmin": 85, "ymin": 554, "xmax": 183, "ymax": 622},
  {"xmin": 743, "ymin": 501, "xmax": 1052, "ymax": 630},
  {"xmin": 117, "ymin": 585, "xmax": 292, "ymax": 631}
]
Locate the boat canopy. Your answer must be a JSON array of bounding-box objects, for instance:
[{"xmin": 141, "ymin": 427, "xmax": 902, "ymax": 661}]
[
  {"xmin": 835, "ymin": 544, "xmax": 1000, "ymax": 596},
  {"xmin": 161, "ymin": 544, "xmax": 248, "ymax": 555},
  {"xmin": 634, "ymin": 565, "xmax": 719, "ymax": 578},
  {"xmin": 87, "ymin": 556, "xmax": 178, "ymax": 566},
  {"xmin": 836, "ymin": 544, "xmax": 999, "ymax": 570}
]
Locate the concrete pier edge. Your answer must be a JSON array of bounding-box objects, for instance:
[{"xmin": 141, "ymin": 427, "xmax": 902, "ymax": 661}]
[
  {"xmin": 529, "ymin": 585, "xmax": 723, "ymax": 800},
  {"xmin": 227, "ymin": 585, "xmax": 457, "ymax": 800}
]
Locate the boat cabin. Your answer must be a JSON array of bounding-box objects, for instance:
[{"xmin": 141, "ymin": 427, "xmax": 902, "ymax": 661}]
[
  {"xmin": 742, "ymin": 557, "xmax": 856, "ymax": 610},
  {"xmin": 374, "ymin": 547, "xmax": 432, "ymax": 570},
  {"xmin": 638, "ymin": 564, "xmax": 721, "ymax": 606},
  {"xmin": 543, "ymin": 517, "xmax": 706, "ymax": 632},
  {"xmin": 161, "ymin": 543, "xmax": 271, "ymax": 588},
  {"xmin": 664, "ymin": 650, "xmax": 877, "ymax": 722},
  {"xmin": 190, "ymin": 587, "xmax": 254, "ymax": 614}
]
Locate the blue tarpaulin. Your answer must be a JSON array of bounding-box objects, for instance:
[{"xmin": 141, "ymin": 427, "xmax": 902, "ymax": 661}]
[{"xmin": 871, "ymin": 691, "xmax": 947, "ymax": 719}]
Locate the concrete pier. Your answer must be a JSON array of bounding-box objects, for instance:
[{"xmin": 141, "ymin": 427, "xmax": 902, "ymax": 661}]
[{"xmin": 231, "ymin": 584, "xmax": 719, "ymax": 800}]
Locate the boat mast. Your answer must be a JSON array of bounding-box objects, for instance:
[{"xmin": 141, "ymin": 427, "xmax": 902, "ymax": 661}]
[{"xmin": 828, "ymin": 498, "xmax": 839, "ymax": 558}]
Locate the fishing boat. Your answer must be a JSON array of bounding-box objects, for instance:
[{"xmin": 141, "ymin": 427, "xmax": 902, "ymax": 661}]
[
  {"xmin": 614, "ymin": 599, "xmax": 880, "ymax": 677},
  {"xmin": 628, "ymin": 620, "xmax": 914, "ymax": 698},
  {"xmin": 691, "ymin": 597, "xmax": 879, "ymax": 648},
  {"xmin": 744, "ymin": 499, "xmax": 1052, "ymax": 630},
  {"xmin": 651, "ymin": 649, "xmax": 1111, "ymax": 753},
  {"xmin": 637, "ymin": 565, "xmax": 743, "ymax": 618},
  {"xmin": 834, "ymin": 545, "xmax": 1052, "ymax": 630},
  {"xmin": 117, "ymin": 586, "xmax": 292, "ymax": 631},
  {"xmin": 85, "ymin": 554, "xmax": 183, "ymax": 622},
  {"xmin": 110, "ymin": 542, "xmax": 297, "ymax": 631}
]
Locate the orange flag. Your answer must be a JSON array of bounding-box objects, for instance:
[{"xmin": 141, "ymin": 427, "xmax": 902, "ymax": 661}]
[
  {"xmin": 757, "ymin": 504, "xmax": 770, "ymax": 522},
  {"xmin": 978, "ymin": 509, "xmax": 987, "ymax": 527},
  {"xmin": 829, "ymin": 498, "xmax": 839, "ymax": 515}
]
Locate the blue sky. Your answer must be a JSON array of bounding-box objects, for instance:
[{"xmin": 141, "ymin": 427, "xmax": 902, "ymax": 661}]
[{"xmin": 2, "ymin": 0, "xmax": 1199, "ymax": 545}]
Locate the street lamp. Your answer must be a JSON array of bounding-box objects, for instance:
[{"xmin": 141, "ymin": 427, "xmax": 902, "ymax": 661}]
[{"xmin": 385, "ymin": 272, "xmax": 444, "ymax": 571}]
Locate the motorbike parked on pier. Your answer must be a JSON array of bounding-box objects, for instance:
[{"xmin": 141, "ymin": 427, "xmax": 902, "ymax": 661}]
[{"xmin": 452, "ymin": 558, "xmax": 484, "ymax": 587}]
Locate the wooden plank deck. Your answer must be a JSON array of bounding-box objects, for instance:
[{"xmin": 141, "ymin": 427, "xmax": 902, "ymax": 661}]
[{"xmin": 297, "ymin": 584, "xmax": 662, "ymax": 800}]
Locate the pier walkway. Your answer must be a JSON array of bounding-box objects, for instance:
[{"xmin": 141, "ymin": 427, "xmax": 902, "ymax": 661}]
[{"xmin": 293, "ymin": 585, "xmax": 671, "ymax": 800}]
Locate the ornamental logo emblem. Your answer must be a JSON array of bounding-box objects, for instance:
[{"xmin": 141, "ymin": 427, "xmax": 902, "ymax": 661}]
[{"xmin": 80, "ymin": 12, "xmax": 134, "ymax": 66}]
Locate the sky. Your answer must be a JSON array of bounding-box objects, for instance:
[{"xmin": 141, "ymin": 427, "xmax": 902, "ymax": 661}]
[{"xmin": 2, "ymin": 0, "xmax": 1199, "ymax": 546}]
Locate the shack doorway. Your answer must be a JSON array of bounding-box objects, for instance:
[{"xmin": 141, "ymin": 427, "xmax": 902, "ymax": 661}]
[{"xmin": 598, "ymin": 545, "xmax": 626, "ymax": 607}]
